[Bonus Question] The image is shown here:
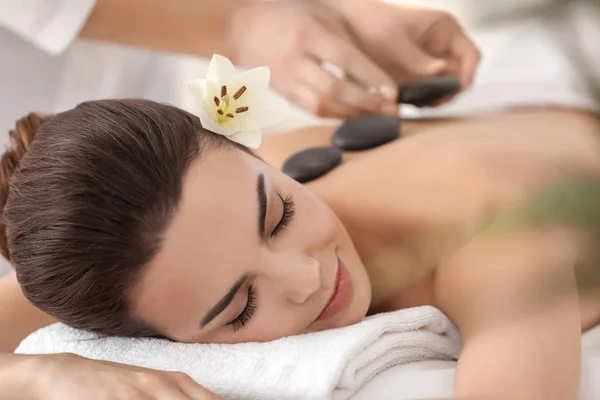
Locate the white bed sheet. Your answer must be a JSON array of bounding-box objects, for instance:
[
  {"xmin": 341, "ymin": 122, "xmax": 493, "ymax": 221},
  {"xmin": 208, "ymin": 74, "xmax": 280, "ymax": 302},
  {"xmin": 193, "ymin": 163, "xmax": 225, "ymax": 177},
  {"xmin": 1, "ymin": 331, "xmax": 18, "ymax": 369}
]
[{"xmin": 350, "ymin": 324, "xmax": 600, "ymax": 400}]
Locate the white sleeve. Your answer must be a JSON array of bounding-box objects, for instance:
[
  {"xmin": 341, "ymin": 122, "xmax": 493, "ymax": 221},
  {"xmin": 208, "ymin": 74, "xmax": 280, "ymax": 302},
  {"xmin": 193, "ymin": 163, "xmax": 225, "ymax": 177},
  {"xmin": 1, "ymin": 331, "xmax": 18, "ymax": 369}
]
[{"xmin": 0, "ymin": 0, "xmax": 97, "ymax": 55}]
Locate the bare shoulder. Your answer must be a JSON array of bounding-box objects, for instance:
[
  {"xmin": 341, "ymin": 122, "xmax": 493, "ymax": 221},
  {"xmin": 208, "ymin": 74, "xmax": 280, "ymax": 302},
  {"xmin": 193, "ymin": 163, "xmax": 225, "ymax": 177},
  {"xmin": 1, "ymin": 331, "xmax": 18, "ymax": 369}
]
[
  {"xmin": 435, "ymin": 225, "xmax": 577, "ymax": 327},
  {"xmin": 260, "ymin": 109, "xmax": 600, "ymax": 171},
  {"xmin": 438, "ymin": 226, "xmax": 585, "ymax": 399}
]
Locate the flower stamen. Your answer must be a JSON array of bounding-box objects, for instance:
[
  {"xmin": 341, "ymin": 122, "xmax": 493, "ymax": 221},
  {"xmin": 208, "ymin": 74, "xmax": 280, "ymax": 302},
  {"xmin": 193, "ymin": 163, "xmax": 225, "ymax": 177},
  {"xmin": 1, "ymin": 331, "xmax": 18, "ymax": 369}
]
[
  {"xmin": 233, "ymin": 86, "xmax": 247, "ymax": 100},
  {"xmin": 215, "ymin": 85, "xmax": 249, "ymax": 121}
]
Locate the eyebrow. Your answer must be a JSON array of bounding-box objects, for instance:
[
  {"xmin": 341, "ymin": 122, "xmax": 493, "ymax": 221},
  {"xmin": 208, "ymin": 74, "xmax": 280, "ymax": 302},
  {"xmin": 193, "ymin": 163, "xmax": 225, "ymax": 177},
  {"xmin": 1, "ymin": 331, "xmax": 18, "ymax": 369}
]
[
  {"xmin": 200, "ymin": 274, "xmax": 250, "ymax": 328},
  {"xmin": 257, "ymin": 173, "xmax": 267, "ymax": 237}
]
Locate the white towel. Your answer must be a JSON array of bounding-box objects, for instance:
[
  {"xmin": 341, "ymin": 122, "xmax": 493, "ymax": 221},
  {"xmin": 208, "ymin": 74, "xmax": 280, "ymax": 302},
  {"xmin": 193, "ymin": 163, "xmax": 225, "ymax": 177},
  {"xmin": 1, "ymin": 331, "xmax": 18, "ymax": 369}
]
[{"xmin": 15, "ymin": 306, "xmax": 460, "ymax": 400}]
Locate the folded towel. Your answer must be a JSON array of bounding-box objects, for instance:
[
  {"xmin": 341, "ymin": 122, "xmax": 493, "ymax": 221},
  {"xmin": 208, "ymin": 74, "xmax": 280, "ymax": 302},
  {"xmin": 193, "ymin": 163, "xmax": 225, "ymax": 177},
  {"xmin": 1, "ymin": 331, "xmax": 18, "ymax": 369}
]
[{"xmin": 16, "ymin": 306, "xmax": 460, "ymax": 400}]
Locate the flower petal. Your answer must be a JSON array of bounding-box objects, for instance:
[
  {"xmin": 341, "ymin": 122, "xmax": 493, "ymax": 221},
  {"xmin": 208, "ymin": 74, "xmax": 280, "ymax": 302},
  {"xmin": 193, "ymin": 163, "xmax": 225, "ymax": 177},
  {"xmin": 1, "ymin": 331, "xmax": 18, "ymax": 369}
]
[
  {"xmin": 229, "ymin": 130, "xmax": 262, "ymax": 149},
  {"xmin": 229, "ymin": 66, "xmax": 271, "ymax": 105},
  {"xmin": 206, "ymin": 54, "xmax": 238, "ymax": 86},
  {"xmin": 193, "ymin": 80, "xmax": 219, "ymax": 124},
  {"xmin": 199, "ymin": 81, "xmax": 220, "ymax": 113},
  {"xmin": 251, "ymin": 92, "xmax": 290, "ymax": 129},
  {"xmin": 197, "ymin": 103, "xmax": 240, "ymax": 137},
  {"xmin": 235, "ymin": 114, "xmax": 260, "ymax": 134},
  {"xmin": 186, "ymin": 79, "xmax": 208, "ymax": 105},
  {"xmin": 232, "ymin": 103, "xmax": 261, "ymax": 133},
  {"xmin": 196, "ymin": 105, "xmax": 221, "ymax": 132},
  {"xmin": 187, "ymin": 79, "xmax": 220, "ymax": 122}
]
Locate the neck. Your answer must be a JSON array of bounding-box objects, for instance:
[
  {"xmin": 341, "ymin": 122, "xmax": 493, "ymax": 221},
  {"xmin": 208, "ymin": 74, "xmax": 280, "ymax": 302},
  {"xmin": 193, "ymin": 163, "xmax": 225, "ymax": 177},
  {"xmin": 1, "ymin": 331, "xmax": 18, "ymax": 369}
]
[{"xmin": 367, "ymin": 268, "xmax": 438, "ymax": 315}]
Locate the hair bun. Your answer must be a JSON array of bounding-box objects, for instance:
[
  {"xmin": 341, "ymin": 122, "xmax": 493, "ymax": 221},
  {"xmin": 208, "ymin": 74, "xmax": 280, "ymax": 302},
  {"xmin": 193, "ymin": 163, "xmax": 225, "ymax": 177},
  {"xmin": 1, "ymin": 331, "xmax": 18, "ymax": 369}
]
[{"xmin": 0, "ymin": 112, "xmax": 54, "ymax": 259}]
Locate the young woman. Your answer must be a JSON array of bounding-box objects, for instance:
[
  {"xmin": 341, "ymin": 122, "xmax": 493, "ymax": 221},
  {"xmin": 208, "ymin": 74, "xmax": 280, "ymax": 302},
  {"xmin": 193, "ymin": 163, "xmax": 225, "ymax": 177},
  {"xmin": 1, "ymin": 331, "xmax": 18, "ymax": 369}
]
[{"xmin": 0, "ymin": 98, "xmax": 598, "ymax": 399}]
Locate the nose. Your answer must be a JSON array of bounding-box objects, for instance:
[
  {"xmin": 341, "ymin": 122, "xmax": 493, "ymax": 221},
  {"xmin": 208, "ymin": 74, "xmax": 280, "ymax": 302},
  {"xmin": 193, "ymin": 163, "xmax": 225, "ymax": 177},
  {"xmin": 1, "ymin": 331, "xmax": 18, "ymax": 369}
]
[{"xmin": 276, "ymin": 256, "xmax": 322, "ymax": 304}]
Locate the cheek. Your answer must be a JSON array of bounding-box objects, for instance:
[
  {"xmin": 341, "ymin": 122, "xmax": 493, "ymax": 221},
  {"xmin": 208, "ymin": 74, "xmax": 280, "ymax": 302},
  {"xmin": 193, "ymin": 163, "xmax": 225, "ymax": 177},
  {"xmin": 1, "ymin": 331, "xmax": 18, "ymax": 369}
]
[
  {"xmin": 210, "ymin": 292, "xmax": 314, "ymax": 344},
  {"xmin": 255, "ymin": 303, "xmax": 311, "ymax": 339},
  {"xmin": 292, "ymin": 187, "xmax": 338, "ymax": 249}
]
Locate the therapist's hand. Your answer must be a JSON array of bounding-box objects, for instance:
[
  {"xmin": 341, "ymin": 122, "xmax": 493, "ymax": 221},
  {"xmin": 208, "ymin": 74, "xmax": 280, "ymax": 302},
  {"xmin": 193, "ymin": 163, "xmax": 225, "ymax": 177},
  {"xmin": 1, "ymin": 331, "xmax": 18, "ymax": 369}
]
[
  {"xmin": 227, "ymin": 0, "xmax": 399, "ymax": 119},
  {"xmin": 330, "ymin": 0, "xmax": 481, "ymax": 96},
  {"xmin": 32, "ymin": 353, "xmax": 224, "ymax": 400}
]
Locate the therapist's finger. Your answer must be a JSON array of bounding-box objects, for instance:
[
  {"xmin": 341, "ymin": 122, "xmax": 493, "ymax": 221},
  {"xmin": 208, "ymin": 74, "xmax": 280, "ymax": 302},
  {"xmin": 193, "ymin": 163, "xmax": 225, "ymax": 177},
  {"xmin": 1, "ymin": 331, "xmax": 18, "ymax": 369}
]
[
  {"xmin": 297, "ymin": 57, "xmax": 398, "ymax": 116},
  {"xmin": 305, "ymin": 27, "xmax": 398, "ymax": 103},
  {"xmin": 424, "ymin": 58, "xmax": 462, "ymax": 107},
  {"xmin": 452, "ymin": 33, "xmax": 481, "ymax": 88},
  {"xmin": 292, "ymin": 82, "xmax": 360, "ymax": 119},
  {"xmin": 390, "ymin": 39, "xmax": 449, "ymax": 84}
]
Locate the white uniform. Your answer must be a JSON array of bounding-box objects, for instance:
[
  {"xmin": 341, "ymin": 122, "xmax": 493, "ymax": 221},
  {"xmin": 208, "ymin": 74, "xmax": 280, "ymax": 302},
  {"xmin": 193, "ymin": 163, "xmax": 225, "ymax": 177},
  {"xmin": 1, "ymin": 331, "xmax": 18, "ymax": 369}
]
[
  {"xmin": 0, "ymin": 0, "xmax": 185, "ymax": 275},
  {"xmin": 0, "ymin": 0, "xmax": 183, "ymax": 135}
]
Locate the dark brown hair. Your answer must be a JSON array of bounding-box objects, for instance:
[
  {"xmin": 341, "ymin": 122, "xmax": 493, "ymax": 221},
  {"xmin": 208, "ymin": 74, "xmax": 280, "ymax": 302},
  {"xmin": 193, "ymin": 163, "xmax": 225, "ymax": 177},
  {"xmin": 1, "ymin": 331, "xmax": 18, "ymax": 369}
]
[{"xmin": 0, "ymin": 99, "xmax": 238, "ymax": 337}]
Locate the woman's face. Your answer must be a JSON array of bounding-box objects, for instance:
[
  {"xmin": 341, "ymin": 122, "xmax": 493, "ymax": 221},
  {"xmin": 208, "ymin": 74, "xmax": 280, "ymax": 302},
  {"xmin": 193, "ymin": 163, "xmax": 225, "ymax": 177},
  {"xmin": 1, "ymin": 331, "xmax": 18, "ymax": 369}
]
[{"xmin": 133, "ymin": 146, "xmax": 371, "ymax": 343}]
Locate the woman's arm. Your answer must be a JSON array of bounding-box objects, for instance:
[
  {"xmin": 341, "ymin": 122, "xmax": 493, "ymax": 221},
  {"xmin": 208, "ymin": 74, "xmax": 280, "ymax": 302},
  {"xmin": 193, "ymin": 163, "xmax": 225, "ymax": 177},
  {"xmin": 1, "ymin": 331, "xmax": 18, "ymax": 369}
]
[
  {"xmin": 0, "ymin": 272, "xmax": 55, "ymax": 352},
  {"xmin": 0, "ymin": 352, "xmax": 225, "ymax": 399},
  {"xmin": 436, "ymin": 227, "xmax": 583, "ymax": 399},
  {"xmin": 79, "ymin": 0, "xmax": 245, "ymax": 59},
  {"xmin": 0, "ymin": 353, "xmax": 36, "ymax": 398},
  {"xmin": 0, "ymin": 275, "xmax": 224, "ymax": 398}
]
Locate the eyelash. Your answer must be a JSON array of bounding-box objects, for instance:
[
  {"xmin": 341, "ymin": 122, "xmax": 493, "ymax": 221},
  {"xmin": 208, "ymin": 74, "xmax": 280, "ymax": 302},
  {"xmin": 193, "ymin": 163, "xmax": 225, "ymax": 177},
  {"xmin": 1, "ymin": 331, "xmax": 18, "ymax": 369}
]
[
  {"xmin": 227, "ymin": 194, "xmax": 294, "ymax": 332},
  {"xmin": 271, "ymin": 194, "xmax": 295, "ymax": 238},
  {"xmin": 228, "ymin": 285, "xmax": 257, "ymax": 332}
]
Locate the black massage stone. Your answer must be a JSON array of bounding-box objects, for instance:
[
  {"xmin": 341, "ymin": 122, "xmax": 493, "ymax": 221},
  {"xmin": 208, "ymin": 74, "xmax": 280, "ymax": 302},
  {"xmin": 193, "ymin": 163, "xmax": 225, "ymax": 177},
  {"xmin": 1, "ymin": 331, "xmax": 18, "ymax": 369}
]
[
  {"xmin": 282, "ymin": 146, "xmax": 343, "ymax": 183},
  {"xmin": 332, "ymin": 114, "xmax": 401, "ymax": 151},
  {"xmin": 398, "ymin": 74, "xmax": 461, "ymax": 107}
]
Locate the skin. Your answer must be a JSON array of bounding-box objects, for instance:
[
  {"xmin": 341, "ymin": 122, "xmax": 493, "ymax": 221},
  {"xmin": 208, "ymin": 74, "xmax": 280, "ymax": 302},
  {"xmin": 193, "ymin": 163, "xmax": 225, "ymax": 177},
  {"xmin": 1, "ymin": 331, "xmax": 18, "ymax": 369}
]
[{"xmin": 1, "ymin": 108, "xmax": 599, "ymax": 399}]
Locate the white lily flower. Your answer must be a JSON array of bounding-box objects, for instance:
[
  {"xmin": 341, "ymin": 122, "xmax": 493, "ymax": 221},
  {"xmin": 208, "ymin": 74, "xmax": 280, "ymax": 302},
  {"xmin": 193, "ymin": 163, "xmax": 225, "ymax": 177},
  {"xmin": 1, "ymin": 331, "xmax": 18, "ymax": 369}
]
[{"xmin": 186, "ymin": 54, "xmax": 289, "ymax": 149}]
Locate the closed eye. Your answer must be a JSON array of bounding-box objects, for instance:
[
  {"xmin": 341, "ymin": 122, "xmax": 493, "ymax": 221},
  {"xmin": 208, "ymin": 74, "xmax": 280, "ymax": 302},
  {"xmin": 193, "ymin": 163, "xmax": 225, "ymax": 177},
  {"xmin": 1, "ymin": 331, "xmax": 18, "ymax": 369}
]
[
  {"xmin": 271, "ymin": 194, "xmax": 295, "ymax": 238},
  {"xmin": 227, "ymin": 285, "xmax": 257, "ymax": 332}
]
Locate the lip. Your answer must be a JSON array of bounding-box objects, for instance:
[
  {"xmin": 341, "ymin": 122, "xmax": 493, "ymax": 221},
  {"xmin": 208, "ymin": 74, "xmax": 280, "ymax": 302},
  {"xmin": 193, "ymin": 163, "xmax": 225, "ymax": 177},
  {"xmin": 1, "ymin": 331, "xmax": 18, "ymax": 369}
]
[{"xmin": 316, "ymin": 257, "xmax": 352, "ymax": 321}]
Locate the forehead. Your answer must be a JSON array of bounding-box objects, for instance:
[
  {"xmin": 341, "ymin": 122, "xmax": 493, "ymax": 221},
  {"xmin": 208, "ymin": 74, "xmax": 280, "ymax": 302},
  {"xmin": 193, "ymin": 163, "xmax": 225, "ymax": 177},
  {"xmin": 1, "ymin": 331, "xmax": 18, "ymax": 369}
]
[
  {"xmin": 168, "ymin": 146, "xmax": 261, "ymax": 251},
  {"xmin": 133, "ymin": 147, "xmax": 263, "ymax": 331}
]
